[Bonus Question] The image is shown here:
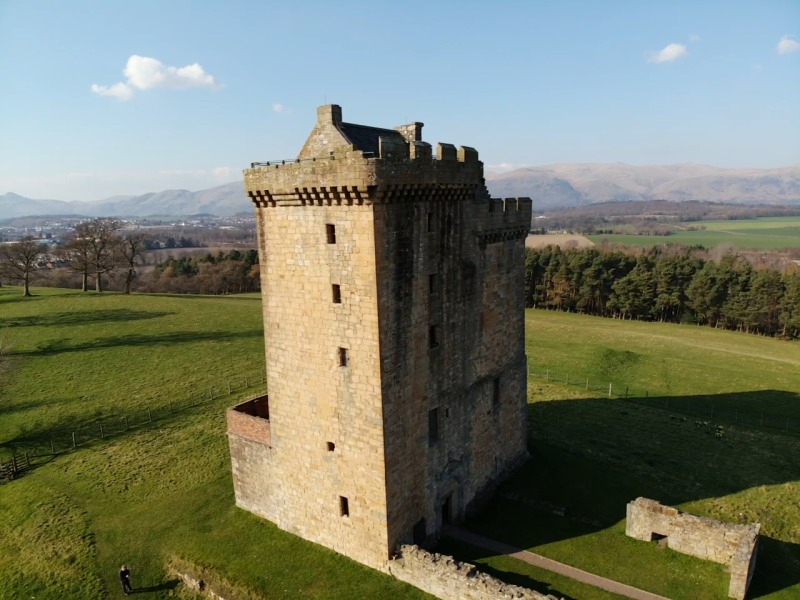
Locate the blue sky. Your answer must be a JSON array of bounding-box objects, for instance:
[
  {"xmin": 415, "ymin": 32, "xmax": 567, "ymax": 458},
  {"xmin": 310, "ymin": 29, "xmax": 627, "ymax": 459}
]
[{"xmin": 1, "ymin": 0, "xmax": 798, "ymax": 201}]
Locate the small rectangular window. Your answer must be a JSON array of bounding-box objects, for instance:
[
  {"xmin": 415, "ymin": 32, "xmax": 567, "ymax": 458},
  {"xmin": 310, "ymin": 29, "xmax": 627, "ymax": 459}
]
[
  {"xmin": 326, "ymin": 224, "xmax": 336, "ymax": 244},
  {"xmin": 332, "ymin": 284, "xmax": 341, "ymax": 304},
  {"xmin": 428, "ymin": 408, "xmax": 439, "ymax": 444},
  {"xmin": 429, "ymin": 325, "xmax": 439, "ymax": 349},
  {"xmin": 339, "ymin": 496, "xmax": 350, "ymax": 517},
  {"xmin": 427, "ymin": 212, "xmax": 435, "ymax": 233},
  {"xmin": 327, "ymin": 441, "xmax": 336, "ymax": 452},
  {"xmin": 429, "ymin": 273, "xmax": 439, "ymax": 295},
  {"xmin": 338, "ymin": 347, "xmax": 348, "ymax": 367}
]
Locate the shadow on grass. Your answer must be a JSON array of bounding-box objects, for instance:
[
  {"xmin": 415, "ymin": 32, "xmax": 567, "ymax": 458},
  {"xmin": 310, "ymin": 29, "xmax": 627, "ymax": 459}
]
[
  {"xmin": 130, "ymin": 579, "xmax": 180, "ymax": 594},
  {"xmin": 441, "ymin": 391, "xmax": 800, "ymax": 598},
  {"xmin": 12, "ymin": 329, "xmax": 263, "ymax": 356},
  {"xmin": 2, "ymin": 309, "xmax": 173, "ymax": 328}
]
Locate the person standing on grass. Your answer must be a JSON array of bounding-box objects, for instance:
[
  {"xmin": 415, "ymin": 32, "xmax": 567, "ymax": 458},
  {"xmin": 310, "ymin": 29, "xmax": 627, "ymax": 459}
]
[{"xmin": 119, "ymin": 565, "xmax": 133, "ymax": 595}]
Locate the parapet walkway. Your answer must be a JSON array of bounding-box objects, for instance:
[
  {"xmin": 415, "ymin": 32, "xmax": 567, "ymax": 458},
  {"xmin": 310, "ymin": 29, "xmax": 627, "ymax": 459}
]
[{"xmin": 444, "ymin": 527, "xmax": 671, "ymax": 600}]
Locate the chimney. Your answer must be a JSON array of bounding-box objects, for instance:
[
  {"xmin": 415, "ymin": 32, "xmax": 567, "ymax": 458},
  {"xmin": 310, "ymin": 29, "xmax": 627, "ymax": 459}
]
[{"xmin": 317, "ymin": 104, "xmax": 342, "ymax": 126}]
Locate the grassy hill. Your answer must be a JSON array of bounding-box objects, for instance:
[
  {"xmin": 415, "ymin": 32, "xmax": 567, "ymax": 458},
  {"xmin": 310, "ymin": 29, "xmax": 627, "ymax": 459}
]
[{"xmin": 1, "ymin": 289, "xmax": 798, "ymax": 599}]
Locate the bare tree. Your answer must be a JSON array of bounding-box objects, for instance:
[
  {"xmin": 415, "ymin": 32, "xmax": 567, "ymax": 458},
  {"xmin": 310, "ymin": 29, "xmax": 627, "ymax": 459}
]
[
  {"xmin": 0, "ymin": 236, "xmax": 47, "ymax": 296},
  {"xmin": 62, "ymin": 232, "xmax": 93, "ymax": 291},
  {"xmin": 71, "ymin": 218, "xmax": 121, "ymax": 292},
  {"xmin": 118, "ymin": 232, "xmax": 149, "ymax": 294}
]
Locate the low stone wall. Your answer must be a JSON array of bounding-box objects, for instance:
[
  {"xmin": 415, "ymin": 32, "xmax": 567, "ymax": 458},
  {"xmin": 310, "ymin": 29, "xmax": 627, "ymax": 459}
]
[
  {"xmin": 626, "ymin": 498, "xmax": 759, "ymax": 600},
  {"xmin": 387, "ymin": 545, "xmax": 560, "ymax": 600}
]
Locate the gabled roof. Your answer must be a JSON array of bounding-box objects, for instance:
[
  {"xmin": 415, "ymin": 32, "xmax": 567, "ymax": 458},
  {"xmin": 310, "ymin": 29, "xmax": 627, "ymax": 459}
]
[{"xmin": 338, "ymin": 122, "xmax": 406, "ymax": 156}]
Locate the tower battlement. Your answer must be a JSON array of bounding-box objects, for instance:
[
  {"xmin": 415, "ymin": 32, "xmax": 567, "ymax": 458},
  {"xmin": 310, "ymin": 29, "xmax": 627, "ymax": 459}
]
[{"xmin": 229, "ymin": 105, "xmax": 532, "ymax": 572}]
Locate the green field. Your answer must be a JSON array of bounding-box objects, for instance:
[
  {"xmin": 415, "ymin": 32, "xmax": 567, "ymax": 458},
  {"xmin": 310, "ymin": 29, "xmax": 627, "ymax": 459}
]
[
  {"xmin": 1, "ymin": 289, "xmax": 798, "ymax": 599},
  {"xmin": 588, "ymin": 215, "xmax": 800, "ymax": 250}
]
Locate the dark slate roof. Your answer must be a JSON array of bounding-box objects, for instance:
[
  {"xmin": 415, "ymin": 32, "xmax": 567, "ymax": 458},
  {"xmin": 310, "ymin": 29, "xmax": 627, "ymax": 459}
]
[{"xmin": 338, "ymin": 122, "xmax": 405, "ymax": 155}]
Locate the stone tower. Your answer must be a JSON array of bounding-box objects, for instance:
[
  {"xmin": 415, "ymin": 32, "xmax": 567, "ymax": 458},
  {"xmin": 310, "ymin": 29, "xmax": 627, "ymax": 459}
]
[{"xmin": 227, "ymin": 105, "xmax": 532, "ymax": 570}]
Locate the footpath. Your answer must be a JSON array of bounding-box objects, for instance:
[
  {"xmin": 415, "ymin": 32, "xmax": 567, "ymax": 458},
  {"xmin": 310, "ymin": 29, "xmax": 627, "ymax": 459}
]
[{"xmin": 444, "ymin": 527, "xmax": 671, "ymax": 600}]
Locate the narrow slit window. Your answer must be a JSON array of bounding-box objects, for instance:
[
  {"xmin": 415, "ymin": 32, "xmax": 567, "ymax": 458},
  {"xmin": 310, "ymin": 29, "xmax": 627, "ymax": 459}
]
[
  {"xmin": 429, "ymin": 325, "xmax": 439, "ymax": 349},
  {"xmin": 339, "ymin": 496, "xmax": 350, "ymax": 517},
  {"xmin": 338, "ymin": 347, "xmax": 349, "ymax": 367},
  {"xmin": 327, "ymin": 441, "xmax": 336, "ymax": 452},
  {"xmin": 326, "ymin": 223, "xmax": 336, "ymax": 244},
  {"xmin": 429, "ymin": 273, "xmax": 439, "ymax": 295},
  {"xmin": 332, "ymin": 284, "xmax": 342, "ymax": 304},
  {"xmin": 428, "ymin": 408, "xmax": 439, "ymax": 445}
]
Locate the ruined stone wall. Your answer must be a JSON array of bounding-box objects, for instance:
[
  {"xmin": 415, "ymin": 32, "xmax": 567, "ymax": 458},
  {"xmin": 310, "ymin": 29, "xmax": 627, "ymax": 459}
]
[
  {"xmin": 387, "ymin": 545, "xmax": 557, "ymax": 600},
  {"xmin": 626, "ymin": 498, "xmax": 759, "ymax": 600}
]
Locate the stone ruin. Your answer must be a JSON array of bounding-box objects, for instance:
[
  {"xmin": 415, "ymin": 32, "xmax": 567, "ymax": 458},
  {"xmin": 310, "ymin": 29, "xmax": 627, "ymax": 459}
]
[{"xmin": 626, "ymin": 497, "xmax": 760, "ymax": 600}]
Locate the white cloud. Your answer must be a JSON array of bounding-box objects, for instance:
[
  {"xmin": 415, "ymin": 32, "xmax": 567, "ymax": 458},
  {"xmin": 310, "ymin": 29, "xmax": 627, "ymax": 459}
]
[
  {"xmin": 272, "ymin": 103, "xmax": 285, "ymax": 113},
  {"xmin": 92, "ymin": 55, "xmax": 220, "ymax": 100},
  {"xmin": 648, "ymin": 43, "xmax": 688, "ymax": 64},
  {"xmin": 777, "ymin": 35, "xmax": 800, "ymax": 54},
  {"xmin": 90, "ymin": 82, "xmax": 134, "ymax": 101}
]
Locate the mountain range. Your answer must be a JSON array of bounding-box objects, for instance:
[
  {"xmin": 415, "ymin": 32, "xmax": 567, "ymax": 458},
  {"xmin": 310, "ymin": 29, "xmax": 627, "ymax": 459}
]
[
  {"xmin": 2, "ymin": 164, "xmax": 799, "ymax": 220},
  {"xmin": 485, "ymin": 163, "xmax": 800, "ymax": 210}
]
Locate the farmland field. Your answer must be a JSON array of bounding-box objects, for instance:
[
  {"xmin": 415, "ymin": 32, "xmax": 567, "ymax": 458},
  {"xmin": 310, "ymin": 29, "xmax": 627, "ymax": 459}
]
[
  {"xmin": 1, "ymin": 288, "xmax": 798, "ymax": 599},
  {"xmin": 588, "ymin": 215, "xmax": 800, "ymax": 250}
]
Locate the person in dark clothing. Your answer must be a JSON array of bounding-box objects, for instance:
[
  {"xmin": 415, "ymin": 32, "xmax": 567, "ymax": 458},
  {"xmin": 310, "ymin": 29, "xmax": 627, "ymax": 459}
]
[{"xmin": 119, "ymin": 565, "xmax": 133, "ymax": 595}]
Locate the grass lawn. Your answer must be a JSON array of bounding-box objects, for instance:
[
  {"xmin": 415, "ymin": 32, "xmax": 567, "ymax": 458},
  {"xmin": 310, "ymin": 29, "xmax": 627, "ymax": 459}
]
[
  {"xmin": 454, "ymin": 310, "xmax": 800, "ymax": 599},
  {"xmin": 0, "ymin": 287, "xmax": 430, "ymax": 600},
  {"xmin": 588, "ymin": 215, "xmax": 800, "ymax": 250},
  {"xmin": 1, "ymin": 288, "xmax": 798, "ymax": 599}
]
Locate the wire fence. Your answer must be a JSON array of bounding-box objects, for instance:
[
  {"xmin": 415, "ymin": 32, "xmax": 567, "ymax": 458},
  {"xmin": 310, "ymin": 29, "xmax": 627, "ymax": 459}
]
[
  {"xmin": 1, "ymin": 369, "xmax": 267, "ymax": 482},
  {"xmin": 528, "ymin": 367, "xmax": 800, "ymax": 436}
]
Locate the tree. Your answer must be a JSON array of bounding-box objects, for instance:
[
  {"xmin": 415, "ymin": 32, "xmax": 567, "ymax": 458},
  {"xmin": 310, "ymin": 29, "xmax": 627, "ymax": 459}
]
[
  {"xmin": 72, "ymin": 218, "xmax": 121, "ymax": 292},
  {"xmin": 62, "ymin": 232, "xmax": 93, "ymax": 291},
  {"xmin": 0, "ymin": 237, "xmax": 47, "ymax": 296},
  {"xmin": 117, "ymin": 232, "xmax": 149, "ymax": 294}
]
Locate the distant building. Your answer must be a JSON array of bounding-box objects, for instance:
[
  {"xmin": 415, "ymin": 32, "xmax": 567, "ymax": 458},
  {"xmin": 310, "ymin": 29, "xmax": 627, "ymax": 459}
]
[{"xmin": 227, "ymin": 105, "xmax": 532, "ymax": 570}]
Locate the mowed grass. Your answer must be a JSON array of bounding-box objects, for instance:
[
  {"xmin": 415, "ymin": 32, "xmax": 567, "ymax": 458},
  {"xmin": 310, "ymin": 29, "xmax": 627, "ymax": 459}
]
[
  {"xmin": 588, "ymin": 215, "xmax": 800, "ymax": 250},
  {"xmin": 0, "ymin": 287, "xmax": 430, "ymax": 600},
  {"xmin": 456, "ymin": 310, "xmax": 800, "ymax": 599},
  {"xmin": 2, "ymin": 288, "xmax": 799, "ymax": 599}
]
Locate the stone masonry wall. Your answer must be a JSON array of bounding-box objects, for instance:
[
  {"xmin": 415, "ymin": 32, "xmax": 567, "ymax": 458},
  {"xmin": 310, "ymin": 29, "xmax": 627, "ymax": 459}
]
[
  {"xmin": 387, "ymin": 545, "xmax": 558, "ymax": 600},
  {"xmin": 626, "ymin": 498, "xmax": 759, "ymax": 600},
  {"xmin": 234, "ymin": 104, "xmax": 532, "ymax": 574}
]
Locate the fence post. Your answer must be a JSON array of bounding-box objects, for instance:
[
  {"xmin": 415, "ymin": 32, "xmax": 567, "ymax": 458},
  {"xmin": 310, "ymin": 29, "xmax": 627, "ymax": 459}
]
[
  {"xmin": 24, "ymin": 453, "xmax": 30, "ymax": 469},
  {"xmin": 546, "ymin": 370, "xmax": 550, "ymax": 382},
  {"xmin": 50, "ymin": 439, "xmax": 55, "ymax": 455},
  {"xmin": 100, "ymin": 424, "xmax": 104, "ymax": 439},
  {"xmin": 124, "ymin": 416, "xmax": 129, "ymax": 430},
  {"xmin": 148, "ymin": 409, "xmax": 152, "ymax": 422},
  {"xmin": 168, "ymin": 400, "xmax": 172, "ymax": 413},
  {"xmin": 608, "ymin": 383, "xmax": 612, "ymax": 397},
  {"xmin": 228, "ymin": 382, "xmax": 232, "ymax": 395},
  {"xmin": 209, "ymin": 388, "xmax": 214, "ymax": 400},
  {"xmin": 245, "ymin": 376, "xmax": 249, "ymax": 388},
  {"xmin": 72, "ymin": 432, "xmax": 76, "ymax": 449},
  {"xmin": 586, "ymin": 378, "xmax": 589, "ymax": 390}
]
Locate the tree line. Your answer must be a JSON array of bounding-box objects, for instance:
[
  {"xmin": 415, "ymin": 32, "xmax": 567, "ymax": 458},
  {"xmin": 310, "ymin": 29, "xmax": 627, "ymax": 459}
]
[
  {"xmin": 0, "ymin": 218, "xmax": 260, "ymax": 296},
  {"xmin": 525, "ymin": 246, "xmax": 800, "ymax": 339}
]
